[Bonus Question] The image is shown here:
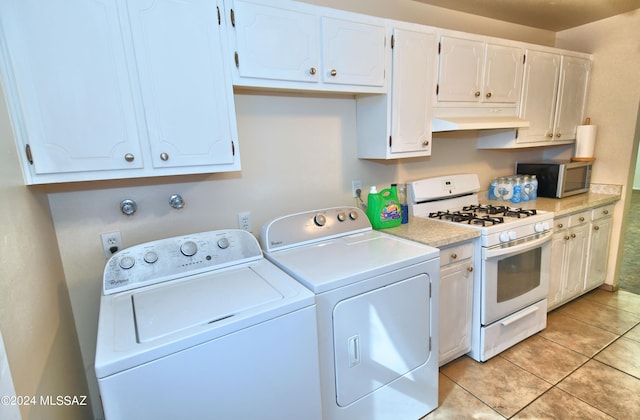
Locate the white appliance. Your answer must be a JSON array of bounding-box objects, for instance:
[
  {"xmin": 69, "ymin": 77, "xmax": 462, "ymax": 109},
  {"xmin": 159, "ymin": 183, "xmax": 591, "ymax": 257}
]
[
  {"xmin": 260, "ymin": 206, "xmax": 440, "ymax": 420},
  {"xmin": 408, "ymin": 174, "xmax": 553, "ymax": 362},
  {"xmin": 95, "ymin": 229, "xmax": 322, "ymax": 420}
]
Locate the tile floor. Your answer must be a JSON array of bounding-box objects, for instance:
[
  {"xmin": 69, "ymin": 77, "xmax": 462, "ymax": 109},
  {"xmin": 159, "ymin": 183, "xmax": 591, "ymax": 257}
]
[{"xmin": 423, "ymin": 288, "xmax": 640, "ymax": 419}]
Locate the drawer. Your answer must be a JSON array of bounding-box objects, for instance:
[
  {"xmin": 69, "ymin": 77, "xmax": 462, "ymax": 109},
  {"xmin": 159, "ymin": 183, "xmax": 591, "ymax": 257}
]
[
  {"xmin": 591, "ymin": 204, "xmax": 614, "ymax": 221},
  {"xmin": 568, "ymin": 210, "xmax": 590, "ymax": 227},
  {"xmin": 439, "ymin": 241, "xmax": 473, "ymax": 267},
  {"xmin": 480, "ymin": 299, "xmax": 547, "ymax": 361}
]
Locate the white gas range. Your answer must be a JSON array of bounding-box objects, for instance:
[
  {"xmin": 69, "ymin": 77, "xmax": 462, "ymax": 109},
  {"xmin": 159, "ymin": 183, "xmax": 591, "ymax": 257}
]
[{"xmin": 408, "ymin": 174, "xmax": 554, "ymax": 361}]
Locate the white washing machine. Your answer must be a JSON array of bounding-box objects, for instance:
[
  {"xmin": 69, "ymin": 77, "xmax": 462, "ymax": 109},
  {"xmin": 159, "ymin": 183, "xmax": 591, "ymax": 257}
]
[
  {"xmin": 261, "ymin": 207, "xmax": 440, "ymax": 420},
  {"xmin": 95, "ymin": 229, "xmax": 322, "ymax": 420}
]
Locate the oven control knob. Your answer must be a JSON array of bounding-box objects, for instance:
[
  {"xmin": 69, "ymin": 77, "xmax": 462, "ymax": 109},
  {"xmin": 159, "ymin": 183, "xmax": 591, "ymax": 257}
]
[
  {"xmin": 534, "ymin": 222, "xmax": 551, "ymax": 232},
  {"xmin": 499, "ymin": 232, "xmax": 510, "ymax": 242},
  {"xmin": 180, "ymin": 240, "xmax": 198, "ymax": 257},
  {"xmin": 314, "ymin": 214, "xmax": 327, "ymax": 227},
  {"xmin": 119, "ymin": 256, "xmax": 135, "ymax": 270},
  {"xmin": 509, "ymin": 231, "xmax": 517, "ymax": 240}
]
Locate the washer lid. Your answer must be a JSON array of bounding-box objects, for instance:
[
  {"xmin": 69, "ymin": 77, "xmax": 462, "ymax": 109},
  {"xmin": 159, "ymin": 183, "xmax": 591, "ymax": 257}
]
[{"xmin": 133, "ymin": 267, "xmax": 282, "ymax": 343}]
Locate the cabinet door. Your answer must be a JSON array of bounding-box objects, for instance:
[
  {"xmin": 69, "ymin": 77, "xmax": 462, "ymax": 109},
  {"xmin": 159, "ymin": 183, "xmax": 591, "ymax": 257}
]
[
  {"xmin": 548, "ymin": 231, "xmax": 567, "ymax": 310},
  {"xmin": 127, "ymin": 0, "xmax": 236, "ymax": 168},
  {"xmin": 321, "ymin": 17, "xmax": 385, "ymax": 87},
  {"xmin": 390, "ymin": 28, "xmax": 437, "ymax": 154},
  {"xmin": 439, "ymin": 259, "xmax": 473, "ymax": 365},
  {"xmin": 231, "ymin": 0, "xmax": 319, "ymax": 83},
  {"xmin": 0, "ymin": 0, "xmax": 143, "ymax": 177},
  {"xmin": 437, "ymin": 36, "xmax": 483, "ymax": 102},
  {"xmin": 483, "ymin": 44, "xmax": 523, "ymax": 104},
  {"xmin": 554, "ymin": 56, "xmax": 590, "ymax": 142},
  {"xmin": 518, "ymin": 50, "xmax": 561, "ymax": 143},
  {"xmin": 562, "ymin": 224, "xmax": 589, "ymax": 301},
  {"xmin": 585, "ymin": 216, "xmax": 612, "ymax": 290}
]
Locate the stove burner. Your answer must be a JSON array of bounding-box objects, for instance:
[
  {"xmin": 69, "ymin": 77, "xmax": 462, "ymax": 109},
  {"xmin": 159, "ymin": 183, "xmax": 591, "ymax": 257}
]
[
  {"xmin": 504, "ymin": 208, "xmax": 538, "ymax": 218},
  {"xmin": 463, "ymin": 204, "xmax": 508, "ymax": 215},
  {"xmin": 429, "ymin": 210, "xmax": 505, "ymax": 225}
]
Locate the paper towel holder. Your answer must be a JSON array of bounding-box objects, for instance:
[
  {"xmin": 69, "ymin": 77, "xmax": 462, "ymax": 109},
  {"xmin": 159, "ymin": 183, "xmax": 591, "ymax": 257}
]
[{"xmin": 572, "ymin": 117, "xmax": 596, "ymax": 162}]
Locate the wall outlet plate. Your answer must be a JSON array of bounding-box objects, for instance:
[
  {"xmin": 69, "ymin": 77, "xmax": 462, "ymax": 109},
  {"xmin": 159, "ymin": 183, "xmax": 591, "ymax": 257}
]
[
  {"xmin": 352, "ymin": 180, "xmax": 362, "ymax": 197},
  {"xmin": 100, "ymin": 231, "xmax": 123, "ymax": 259},
  {"xmin": 237, "ymin": 211, "xmax": 251, "ymax": 232}
]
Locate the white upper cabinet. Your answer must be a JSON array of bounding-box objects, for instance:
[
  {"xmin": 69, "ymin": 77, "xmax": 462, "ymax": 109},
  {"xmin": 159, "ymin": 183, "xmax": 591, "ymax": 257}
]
[
  {"xmin": 357, "ymin": 22, "xmax": 438, "ymax": 159},
  {"xmin": 517, "ymin": 50, "xmax": 590, "ymax": 145},
  {"xmin": 126, "ymin": 0, "xmax": 237, "ymax": 169},
  {"xmin": 230, "ymin": 1, "xmax": 320, "ymax": 83},
  {"xmin": 320, "ymin": 17, "xmax": 386, "ymax": 88},
  {"xmin": 0, "ymin": 0, "xmax": 239, "ymax": 184},
  {"xmin": 0, "ymin": 0, "xmax": 144, "ymax": 181},
  {"xmin": 226, "ymin": 0, "xmax": 386, "ymax": 93},
  {"xmin": 437, "ymin": 35, "xmax": 523, "ymax": 105}
]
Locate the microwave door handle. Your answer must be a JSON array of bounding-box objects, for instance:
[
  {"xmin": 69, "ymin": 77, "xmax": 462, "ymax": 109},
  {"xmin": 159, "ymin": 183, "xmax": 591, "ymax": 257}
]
[{"xmin": 483, "ymin": 231, "xmax": 552, "ymax": 259}]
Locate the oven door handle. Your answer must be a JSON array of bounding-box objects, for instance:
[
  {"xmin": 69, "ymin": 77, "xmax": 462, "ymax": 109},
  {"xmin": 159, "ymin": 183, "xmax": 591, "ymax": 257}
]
[{"xmin": 483, "ymin": 231, "xmax": 552, "ymax": 259}]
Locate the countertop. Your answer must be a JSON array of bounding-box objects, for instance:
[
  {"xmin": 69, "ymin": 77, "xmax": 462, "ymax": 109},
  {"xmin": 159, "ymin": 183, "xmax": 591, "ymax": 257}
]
[{"xmin": 384, "ymin": 187, "xmax": 621, "ymax": 249}]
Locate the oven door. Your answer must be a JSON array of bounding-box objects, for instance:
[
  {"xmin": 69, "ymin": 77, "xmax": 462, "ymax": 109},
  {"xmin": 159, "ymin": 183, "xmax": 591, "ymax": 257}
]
[{"xmin": 481, "ymin": 231, "xmax": 551, "ymax": 325}]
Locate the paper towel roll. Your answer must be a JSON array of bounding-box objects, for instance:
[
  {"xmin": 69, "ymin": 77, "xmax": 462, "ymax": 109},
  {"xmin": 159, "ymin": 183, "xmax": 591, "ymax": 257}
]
[{"xmin": 575, "ymin": 124, "xmax": 597, "ymax": 158}]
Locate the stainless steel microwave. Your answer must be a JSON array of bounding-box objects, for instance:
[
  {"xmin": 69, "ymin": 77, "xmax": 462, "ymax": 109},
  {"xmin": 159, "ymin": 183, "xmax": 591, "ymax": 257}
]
[{"xmin": 516, "ymin": 161, "xmax": 592, "ymax": 198}]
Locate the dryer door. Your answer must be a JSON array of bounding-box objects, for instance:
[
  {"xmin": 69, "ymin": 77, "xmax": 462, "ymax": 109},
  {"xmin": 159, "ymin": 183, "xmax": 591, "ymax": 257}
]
[{"xmin": 333, "ymin": 274, "xmax": 432, "ymax": 407}]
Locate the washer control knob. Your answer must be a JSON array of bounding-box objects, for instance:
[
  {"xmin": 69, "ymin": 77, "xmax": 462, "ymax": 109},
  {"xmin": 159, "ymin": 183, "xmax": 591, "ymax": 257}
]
[
  {"xmin": 180, "ymin": 240, "xmax": 198, "ymax": 257},
  {"xmin": 119, "ymin": 256, "xmax": 135, "ymax": 270},
  {"xmin": 217, "ymin": 237, "xmax": 230, "ymax": 249},
  {"xmin": 314, "ymin": 214, "xmax": 326, "ymax": 227},
  {"xmin": 143, "ymin": 251, "xmax": 158, "ymax": 264},
  {"xmin": 349, "ymin": 211, "xmax": 358, "ymax": 220},
  {"xmin": 337, "ymin": 212, "xmax": 347, "ymax": 222}
]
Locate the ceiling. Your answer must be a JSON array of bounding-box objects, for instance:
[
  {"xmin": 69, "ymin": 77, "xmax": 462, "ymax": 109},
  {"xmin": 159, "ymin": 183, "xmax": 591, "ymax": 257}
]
[{"xmin": 412, "ymin": 0, "xmax": 640, "ymax": 31}]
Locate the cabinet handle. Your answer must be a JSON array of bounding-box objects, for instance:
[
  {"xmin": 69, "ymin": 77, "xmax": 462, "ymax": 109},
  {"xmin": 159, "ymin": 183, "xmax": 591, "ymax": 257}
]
[
  {"xmin": 579, "ymin": 216, "xmax": 585, "ymax": 222},
  {"xmin": 474, "ymin": 91, "xmax": 481, "ymax": 97},
  {"xmin": 564, "ymin": 235, "xmax": 570, "ymax": 240},
  {"xmin": 556, "ymin": 133, "xmax": 562, "ymax": 137},
  {"xmin": 124, "ymin": 153, "xmax": 135, "ymax": 162},
  {"xmin": 450, "ymin": 253, "xmax": 458, "ymax": 260},
  {"xmin": 485, "ymin": 92, "xmax": 492, "ymax": 98},
  {"xmin": 547, "ymin": 133, "xmax": 554, "ymax": 138},
  {"xmin": 422, "ymin": 140, "xmax": 430, "ymax": 147},
  {"xmin": 571, "ymin": 233, "xmax": 576, "ymax": 238},
  {"xmin": 467, "ymin": 266, "xmax": 474, "ymax": 272},
  {"xmin": 160, "ymin": 152, "xmax": 169, "ymax": 161},
  {"xmin": 594, "ymin": 225, "xmax": 600, "ymax": 231},
  {"xmin": 309, "ymin": 67, "xmax": 317, "ymax": 75},
  {"xmin": 330, "ymin": 69, "xmax": 337, "ymax": 77},
  {"xmin": 603, "ymin": 210, "xmax": 609, "ymax": 215},
  {"xmin": 557, "ymin": 223, "xmax": 564, "ymax": 228}
]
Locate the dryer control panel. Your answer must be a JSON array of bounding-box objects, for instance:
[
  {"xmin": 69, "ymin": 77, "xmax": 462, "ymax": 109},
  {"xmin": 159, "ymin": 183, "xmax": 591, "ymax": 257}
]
[{"xmin": 103, "ymin": 229, "xmax": 262, "ymax": 295}]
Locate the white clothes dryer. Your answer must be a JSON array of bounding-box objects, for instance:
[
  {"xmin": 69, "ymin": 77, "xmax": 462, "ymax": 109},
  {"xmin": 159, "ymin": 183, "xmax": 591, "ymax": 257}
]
[
  {"xmin": 261, "ymin": 207, "xmax": 440, "ymax": 420},
  {"xmin": 95, "ymin": 229, "xmax": 322, "ymax": 420}
]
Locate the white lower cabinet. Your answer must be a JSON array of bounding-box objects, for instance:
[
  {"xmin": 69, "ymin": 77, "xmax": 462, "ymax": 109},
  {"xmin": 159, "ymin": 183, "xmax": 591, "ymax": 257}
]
[
  {"xmin": 438, "ymin": 241, "xmax": 474, "ymax": 366},
  {"xmin": 585, "ymin": 205, "xmax": 614, "ymax": 291},
  {"xmin": 549, "ymin": 211, "xmax": 589, "ymax": 310}
]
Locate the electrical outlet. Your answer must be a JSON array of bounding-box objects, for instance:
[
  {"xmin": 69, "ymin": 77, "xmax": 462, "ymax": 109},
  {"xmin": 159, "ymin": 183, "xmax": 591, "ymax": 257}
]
[
  {"xmin": 352, "ymin": 180, "xmax": 362, "ymax": 197},
  {"xmin": 237, "ymin": 211, "xmax": 252, "ymax": 232},
  {"xmin": 100, "ymin": 231, "xmax": 123, "ymax": 259}
]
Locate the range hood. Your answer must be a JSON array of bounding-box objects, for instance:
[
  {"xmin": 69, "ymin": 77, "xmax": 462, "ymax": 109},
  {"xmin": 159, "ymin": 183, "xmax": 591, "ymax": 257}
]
[{"xmin": 432, "ymin": 107, "xmax": 529, "ymax": 132}]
